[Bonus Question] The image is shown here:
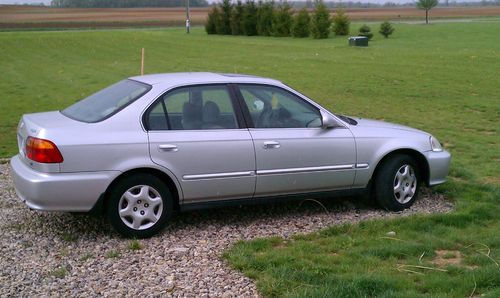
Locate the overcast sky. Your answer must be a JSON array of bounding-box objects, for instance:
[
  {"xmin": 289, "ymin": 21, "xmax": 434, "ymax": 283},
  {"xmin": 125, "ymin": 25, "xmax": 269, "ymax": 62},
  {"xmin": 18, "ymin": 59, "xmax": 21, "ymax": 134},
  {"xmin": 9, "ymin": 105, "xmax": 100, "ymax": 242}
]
[
  {"xmin": 1, "ymin": 0, "xmax": 414, "ymax": 5},
  {"xmin": 0, "ymin": 0, "xmax": 48, "ymax": 3},
  {"xmin": 0, "ymin": 0, "xmax": 483, "ymax": 5}
]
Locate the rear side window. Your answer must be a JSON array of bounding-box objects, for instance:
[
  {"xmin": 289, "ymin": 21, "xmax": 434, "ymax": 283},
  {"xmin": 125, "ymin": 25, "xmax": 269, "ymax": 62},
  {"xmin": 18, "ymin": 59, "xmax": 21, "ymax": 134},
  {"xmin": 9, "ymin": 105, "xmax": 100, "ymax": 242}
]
[
  {"xmin": 146, "ymin": 85, "xmax": 239, "ymax": 130},
  {"xmin": 61, "ymin": 79, "xmax": 151, "ymax": 123}
]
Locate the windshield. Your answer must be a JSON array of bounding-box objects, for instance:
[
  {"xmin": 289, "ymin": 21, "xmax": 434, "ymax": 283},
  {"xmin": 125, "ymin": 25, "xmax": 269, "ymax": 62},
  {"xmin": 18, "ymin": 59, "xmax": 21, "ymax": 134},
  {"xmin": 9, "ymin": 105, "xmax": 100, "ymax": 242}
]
[{"xmin": 61, "ymin": 79, "xmax": 151, "ymax": 123}]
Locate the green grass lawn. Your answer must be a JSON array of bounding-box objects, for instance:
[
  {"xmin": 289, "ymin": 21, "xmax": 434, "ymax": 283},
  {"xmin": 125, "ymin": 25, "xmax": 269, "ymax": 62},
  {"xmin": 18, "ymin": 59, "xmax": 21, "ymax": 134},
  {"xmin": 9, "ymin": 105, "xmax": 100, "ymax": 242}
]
[{"xmin": 1, "ymin": 22, "xmax": 499, "ymax": 296}]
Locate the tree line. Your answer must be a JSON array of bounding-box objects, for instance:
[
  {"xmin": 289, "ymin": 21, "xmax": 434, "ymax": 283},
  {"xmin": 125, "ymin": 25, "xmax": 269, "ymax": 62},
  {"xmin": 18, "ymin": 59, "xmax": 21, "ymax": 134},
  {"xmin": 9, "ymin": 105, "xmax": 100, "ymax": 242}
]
[
  {"xmin": 206, "ymin": 0, "xmax": 354, "ymax": 39},
  {"xmin": 50, "ymin": 0, "xmax": 208, "ymax": 8}
]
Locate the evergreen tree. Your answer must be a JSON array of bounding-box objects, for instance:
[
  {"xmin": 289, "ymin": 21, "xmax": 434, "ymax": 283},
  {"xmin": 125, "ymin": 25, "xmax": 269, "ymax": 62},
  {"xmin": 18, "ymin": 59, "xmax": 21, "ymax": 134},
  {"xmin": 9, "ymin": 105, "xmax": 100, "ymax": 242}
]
[
  {"xmin": 243, "ymin": 0, "xmax": 259, "ymax": 36},
  {"xmin": 358, "ymin": 24, "xmax": 373, "ymax": 40},
  {"xmin": 332, "ymin": 8, "xmax": 350, "ymax": 36},
  {"xmin": 230, "ymin": 0, "xmax": 245, "ymax": 35},
  {"xmin": 310, "ymin": 0, "xmax": 331, "ymax": 39},
  {"xmin": 205, "ymin": 5, "xmax": 220, "ymax": 34},
  {"xmin": 218, "ymin": 0, "xmax": 233, "ymax": 35},
  {"xmin": 292, "ymin": 7, "xmax": 310, "ymax": 38},
  {"xmin": 379, "ymin": 21, "xmax": 395, "ymax": 38},
  {"xmin": 257, "ymin": 1, "xmax": 275, "ymax": 36},
  {"xmin": 271, "ymin": 2, "xmax": 293, "ymax": 37}
]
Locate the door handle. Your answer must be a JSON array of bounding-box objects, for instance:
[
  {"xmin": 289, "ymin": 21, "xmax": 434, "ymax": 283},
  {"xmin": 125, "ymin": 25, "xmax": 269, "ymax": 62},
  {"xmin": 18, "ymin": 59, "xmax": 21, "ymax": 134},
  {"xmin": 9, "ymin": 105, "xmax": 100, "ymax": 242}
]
[
  {"xmin": 158, "ymin": 144, "xmax": 178, "ymax": 152},
  {"xmin": 263, "ymin": 141, "xmax": 280, "ymax": 149}
]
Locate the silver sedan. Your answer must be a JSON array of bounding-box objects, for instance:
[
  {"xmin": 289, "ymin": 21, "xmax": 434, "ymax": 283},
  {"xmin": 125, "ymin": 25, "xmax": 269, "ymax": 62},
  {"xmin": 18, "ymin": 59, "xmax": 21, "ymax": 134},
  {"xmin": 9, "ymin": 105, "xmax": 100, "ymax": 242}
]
[{"xmin": 10, "ymin": 73, "xmax": 451, "ymax": 238}]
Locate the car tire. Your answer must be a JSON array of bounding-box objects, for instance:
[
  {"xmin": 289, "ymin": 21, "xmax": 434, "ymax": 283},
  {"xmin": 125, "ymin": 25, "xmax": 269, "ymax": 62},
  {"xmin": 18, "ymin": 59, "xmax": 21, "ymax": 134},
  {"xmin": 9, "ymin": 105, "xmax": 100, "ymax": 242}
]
[
  {"xmin": 106, "ymin": 173, "xmax": 173, "ymax": 238},
  {"xmin": 374, "ymin": 154, "xmax": 420, "ymax": 211}
]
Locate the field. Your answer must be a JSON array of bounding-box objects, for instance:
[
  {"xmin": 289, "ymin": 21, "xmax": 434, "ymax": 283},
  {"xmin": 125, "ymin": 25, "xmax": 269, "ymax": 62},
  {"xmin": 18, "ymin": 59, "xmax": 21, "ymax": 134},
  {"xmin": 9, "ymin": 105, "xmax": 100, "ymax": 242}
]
[
  {"xmin": 0, "ymin": 19, "xmax": 499, "ymax": 296},
  {"xmin": 0, "ymin": 5, "xmax": 209, "ymax": 29},
  {"xmin": 2, "ymin": 5, "xmax": 500, "ymax": 29}
]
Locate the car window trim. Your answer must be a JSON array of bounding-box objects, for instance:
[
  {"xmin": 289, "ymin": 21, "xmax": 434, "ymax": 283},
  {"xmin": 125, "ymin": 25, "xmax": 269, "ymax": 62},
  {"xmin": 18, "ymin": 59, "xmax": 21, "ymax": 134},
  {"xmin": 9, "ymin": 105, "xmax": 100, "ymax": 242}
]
[
  {"xmin": 159, "ymin": 96, "xmax": 170, "ymax": 129},
  {"xmin": 228, "ymin": 84, "xmax": 254, "ymax": 129},
  {"xmin": 233, "ymin": 83, "xmax": 322, "ymax": 129},
  {"xmin": 142, "ymin": 83, "xmax": 246, "ymax": 131}
]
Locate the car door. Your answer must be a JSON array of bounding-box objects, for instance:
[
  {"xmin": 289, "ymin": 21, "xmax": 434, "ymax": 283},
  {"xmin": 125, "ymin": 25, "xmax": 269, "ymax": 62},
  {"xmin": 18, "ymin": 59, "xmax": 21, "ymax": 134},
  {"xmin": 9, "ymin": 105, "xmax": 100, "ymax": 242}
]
[
  {"xmin": 235, "ymin": 84, "xmax": 356, "ymax": 197},
  {"xmin": 145, "ymin": 84, "xmax": 255, "ymax": 204}
]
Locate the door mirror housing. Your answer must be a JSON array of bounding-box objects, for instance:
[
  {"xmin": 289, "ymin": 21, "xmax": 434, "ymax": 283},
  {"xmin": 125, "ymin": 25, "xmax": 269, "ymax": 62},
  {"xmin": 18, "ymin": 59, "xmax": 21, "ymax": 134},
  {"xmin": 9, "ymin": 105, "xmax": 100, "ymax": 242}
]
[{"xmin": 320, "ymin": 110, "xmax": 338, "ymax": 129}]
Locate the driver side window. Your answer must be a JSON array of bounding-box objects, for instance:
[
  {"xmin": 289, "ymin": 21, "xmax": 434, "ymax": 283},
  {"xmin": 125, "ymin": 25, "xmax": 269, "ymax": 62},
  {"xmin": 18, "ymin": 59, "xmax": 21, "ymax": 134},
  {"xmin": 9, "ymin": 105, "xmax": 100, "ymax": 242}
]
[{"xmin": 238, "ymin": 85, "xmax": 321, "ymax": 128}]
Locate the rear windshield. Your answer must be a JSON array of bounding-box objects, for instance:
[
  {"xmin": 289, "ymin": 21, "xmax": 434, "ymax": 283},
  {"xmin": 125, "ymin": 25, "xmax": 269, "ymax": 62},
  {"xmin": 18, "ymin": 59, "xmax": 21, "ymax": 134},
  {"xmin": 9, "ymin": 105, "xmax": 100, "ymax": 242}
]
[{"xmin": 61, "ymin": 79, "xmax": 151, "ymax": 123}]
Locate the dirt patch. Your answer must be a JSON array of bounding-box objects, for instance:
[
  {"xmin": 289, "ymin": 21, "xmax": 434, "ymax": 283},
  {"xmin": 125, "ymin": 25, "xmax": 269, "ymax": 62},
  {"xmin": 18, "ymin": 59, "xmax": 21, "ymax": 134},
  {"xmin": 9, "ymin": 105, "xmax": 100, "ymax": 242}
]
[
  {"xmin": 432, "ymin": 250, "xmax": 477, "ymax": 269},
  {"xmin": 432, "ymin": 250, "xmax": 463, "ymax": 266}
]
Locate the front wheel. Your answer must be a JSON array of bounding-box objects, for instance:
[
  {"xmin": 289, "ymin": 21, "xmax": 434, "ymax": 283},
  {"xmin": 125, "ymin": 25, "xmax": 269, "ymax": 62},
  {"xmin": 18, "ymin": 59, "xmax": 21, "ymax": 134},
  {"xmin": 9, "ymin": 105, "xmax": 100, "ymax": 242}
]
[
  {"xmin": 374, "ymin": 155, "xmax": 420, "ymax": 211},
  {"xmin": 106, "ymin": 174, "xmax": 173, "ymax": 238}
]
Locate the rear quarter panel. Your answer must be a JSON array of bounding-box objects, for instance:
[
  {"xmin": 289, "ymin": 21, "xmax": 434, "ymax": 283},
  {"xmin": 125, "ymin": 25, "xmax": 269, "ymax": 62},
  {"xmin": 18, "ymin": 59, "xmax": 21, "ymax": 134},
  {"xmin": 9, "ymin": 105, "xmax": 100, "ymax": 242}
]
[{"xmin": 43, "ymin": 85, "xmax": 163, "ymax": 174}]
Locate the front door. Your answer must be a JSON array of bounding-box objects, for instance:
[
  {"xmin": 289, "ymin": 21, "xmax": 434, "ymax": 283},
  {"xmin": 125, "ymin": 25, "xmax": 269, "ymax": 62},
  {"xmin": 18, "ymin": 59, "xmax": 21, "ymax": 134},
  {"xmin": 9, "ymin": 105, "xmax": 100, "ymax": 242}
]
[
  {"xmin": 236, "ymin": 84, "xmax": 356, "ymax": 197},
  {"xmin": 145, "ymin": 84, "xmax": 255, "ymax": 204}
]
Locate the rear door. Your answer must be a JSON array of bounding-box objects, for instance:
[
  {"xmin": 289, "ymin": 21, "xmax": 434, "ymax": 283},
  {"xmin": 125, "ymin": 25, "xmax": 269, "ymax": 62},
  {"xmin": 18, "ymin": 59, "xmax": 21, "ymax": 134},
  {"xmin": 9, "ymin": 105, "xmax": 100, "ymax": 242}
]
[
  {"xmin": 235, "ymin": 84, "xmax": 356, "ymax": 197},
  {"xmin": 146, "ymin": 84, "xmax": 255, "ymax": 204}
]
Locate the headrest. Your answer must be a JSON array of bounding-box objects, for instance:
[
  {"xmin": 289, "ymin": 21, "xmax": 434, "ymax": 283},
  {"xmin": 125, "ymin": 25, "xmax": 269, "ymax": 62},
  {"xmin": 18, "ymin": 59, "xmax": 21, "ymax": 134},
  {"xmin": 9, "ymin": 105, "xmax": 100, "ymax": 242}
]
[{"xmin": 203, "ymin": 101, "xmax": 220, "ymax": 123}]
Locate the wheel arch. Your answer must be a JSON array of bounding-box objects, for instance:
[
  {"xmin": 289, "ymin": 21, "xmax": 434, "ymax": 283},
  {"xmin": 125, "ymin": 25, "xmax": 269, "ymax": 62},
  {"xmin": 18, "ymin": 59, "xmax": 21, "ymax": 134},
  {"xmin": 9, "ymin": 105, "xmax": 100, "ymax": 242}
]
[
  {"xmin": 371, "ymin": 149, "xmax": 430, "ymax": 189},
  {"xmin": 95, "ymin": 167, "xmax": 182, "ymax": 214}
]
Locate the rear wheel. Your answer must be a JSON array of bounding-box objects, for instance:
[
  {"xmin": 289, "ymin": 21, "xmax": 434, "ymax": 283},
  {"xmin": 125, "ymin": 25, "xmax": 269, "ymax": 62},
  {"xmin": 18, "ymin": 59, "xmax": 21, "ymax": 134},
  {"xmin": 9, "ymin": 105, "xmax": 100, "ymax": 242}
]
[
  {"xmin": 374, "ymin": 155, "xmax": 420, "ymax": 211},
  {"xmin": 106, "ymin": 173, "xmax": 173, "ymax": 238}
]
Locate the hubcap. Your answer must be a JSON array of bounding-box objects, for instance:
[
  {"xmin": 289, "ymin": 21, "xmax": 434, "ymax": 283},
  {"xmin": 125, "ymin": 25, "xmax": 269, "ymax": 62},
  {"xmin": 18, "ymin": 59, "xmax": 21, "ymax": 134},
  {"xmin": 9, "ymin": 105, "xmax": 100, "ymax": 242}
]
[
  {"xmin": 118, "ymin": 185, "xmax": 163, "ymax": 230},
  {"xmin": 393, "ymin": 164, "xmax": 417, "ymax": 204}
]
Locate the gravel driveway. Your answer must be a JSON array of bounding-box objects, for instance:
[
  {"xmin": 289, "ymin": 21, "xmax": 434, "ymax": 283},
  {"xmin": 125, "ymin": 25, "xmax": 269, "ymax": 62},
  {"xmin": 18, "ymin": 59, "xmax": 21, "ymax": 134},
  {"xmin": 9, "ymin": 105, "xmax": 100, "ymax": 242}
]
[{"xmin": 0, "ymin": 161, "xmax": 453, "ymax": 297}]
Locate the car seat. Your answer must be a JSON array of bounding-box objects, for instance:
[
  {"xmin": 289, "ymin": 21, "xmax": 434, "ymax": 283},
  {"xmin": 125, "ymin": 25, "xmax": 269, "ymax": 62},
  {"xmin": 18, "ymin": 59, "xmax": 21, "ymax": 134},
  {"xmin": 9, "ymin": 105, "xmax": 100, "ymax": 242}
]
[{"xmin": 202, "ymin": 101, "xmax": 224, "ymax": 129}]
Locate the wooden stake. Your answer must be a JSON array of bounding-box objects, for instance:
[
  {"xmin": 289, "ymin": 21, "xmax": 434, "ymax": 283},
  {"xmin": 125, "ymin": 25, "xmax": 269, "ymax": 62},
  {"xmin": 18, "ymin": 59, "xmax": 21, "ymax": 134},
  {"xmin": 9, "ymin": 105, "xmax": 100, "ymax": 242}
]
[{"xmin": 140, "ymin": 48, "xmax": 145, "ymax": 75}]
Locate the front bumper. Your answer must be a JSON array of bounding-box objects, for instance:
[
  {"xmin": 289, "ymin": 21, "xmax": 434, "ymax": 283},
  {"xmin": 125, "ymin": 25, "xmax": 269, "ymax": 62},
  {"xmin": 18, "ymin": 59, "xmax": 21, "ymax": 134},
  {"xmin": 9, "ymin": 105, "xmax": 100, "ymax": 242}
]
[
  {"xmin": 424, "ymin": 149, "xmax": 451, "ymax": 186},
  {"xmin": 10, "ymin": 155, "xmax": 119, "ymax": 212}
]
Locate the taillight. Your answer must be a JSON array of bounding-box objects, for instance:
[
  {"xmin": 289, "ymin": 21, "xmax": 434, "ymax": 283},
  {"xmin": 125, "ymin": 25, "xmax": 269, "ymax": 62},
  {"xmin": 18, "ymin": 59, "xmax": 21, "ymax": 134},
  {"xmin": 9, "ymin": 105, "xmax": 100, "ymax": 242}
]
[{"xmin": 25, "ymin": 137, "xmax": 64, "ymax": 163}]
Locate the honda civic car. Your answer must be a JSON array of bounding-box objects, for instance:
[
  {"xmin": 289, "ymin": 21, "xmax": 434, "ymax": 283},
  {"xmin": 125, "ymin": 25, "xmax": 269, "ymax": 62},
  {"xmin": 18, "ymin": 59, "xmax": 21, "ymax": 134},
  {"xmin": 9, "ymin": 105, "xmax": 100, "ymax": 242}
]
[{"xmin": 10, "ymin": 72, "xmax": 451, "ymax": 238}]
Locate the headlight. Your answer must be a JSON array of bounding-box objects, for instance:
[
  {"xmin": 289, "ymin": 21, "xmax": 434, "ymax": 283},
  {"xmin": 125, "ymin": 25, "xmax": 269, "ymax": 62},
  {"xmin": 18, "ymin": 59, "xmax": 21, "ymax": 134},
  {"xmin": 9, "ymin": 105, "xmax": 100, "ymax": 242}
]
[{"xmin": 430, "ymin": 136, "xmax": 443, "ymax": 152}]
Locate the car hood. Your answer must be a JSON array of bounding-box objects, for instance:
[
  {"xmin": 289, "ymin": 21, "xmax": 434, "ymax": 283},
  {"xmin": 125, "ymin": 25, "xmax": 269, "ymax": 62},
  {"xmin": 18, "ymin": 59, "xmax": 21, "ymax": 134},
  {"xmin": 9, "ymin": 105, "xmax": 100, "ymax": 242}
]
[{"xmin": 348, "ymin": 117, "xmax": 425, "ymax": 134}]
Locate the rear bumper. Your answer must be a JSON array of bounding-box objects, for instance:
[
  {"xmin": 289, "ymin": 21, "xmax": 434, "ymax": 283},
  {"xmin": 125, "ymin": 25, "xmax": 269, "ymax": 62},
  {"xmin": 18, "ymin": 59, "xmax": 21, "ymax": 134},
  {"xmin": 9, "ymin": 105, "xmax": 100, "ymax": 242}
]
[
  {"xmin": 10, "ymin": 155, "xmax": 119, "ymax": 212},
  {"xmin": 424, "ymin": 150, "xmax": 451, "ymax": 186}
]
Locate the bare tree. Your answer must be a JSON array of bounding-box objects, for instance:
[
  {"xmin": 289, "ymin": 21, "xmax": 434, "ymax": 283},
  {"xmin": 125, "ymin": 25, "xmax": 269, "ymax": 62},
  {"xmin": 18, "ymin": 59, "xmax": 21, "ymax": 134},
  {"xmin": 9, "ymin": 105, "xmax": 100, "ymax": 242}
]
[{"xmin": 417, "ymin": 0, "xmax": 439, "ymax": 24}]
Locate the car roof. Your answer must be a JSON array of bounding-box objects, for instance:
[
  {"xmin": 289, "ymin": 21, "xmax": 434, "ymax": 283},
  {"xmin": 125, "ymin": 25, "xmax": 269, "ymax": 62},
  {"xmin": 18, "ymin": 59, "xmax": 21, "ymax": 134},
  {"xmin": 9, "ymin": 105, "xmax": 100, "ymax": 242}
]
[{"xmin": 129, "ymin": 72, "xmax": 282, "ymax": 87}]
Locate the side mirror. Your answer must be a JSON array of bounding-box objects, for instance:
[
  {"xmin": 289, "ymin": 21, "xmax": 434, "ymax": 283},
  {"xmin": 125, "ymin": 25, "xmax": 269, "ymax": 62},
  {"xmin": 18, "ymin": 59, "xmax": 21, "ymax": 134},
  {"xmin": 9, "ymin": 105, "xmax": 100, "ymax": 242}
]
[{"xmin": 320, "ymin": 110, "xmax": 337, "ymax": 129}]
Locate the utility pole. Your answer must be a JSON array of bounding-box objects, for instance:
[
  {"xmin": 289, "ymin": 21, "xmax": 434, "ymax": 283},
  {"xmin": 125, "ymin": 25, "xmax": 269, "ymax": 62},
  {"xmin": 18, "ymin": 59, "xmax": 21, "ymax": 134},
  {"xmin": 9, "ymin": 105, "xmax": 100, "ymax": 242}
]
[{"xmin": 185, "ymin": 0, "xmax": 190, "ymax": 34}]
